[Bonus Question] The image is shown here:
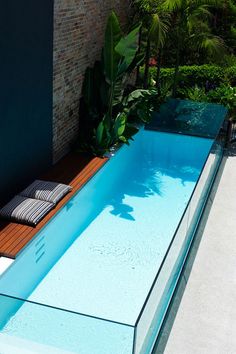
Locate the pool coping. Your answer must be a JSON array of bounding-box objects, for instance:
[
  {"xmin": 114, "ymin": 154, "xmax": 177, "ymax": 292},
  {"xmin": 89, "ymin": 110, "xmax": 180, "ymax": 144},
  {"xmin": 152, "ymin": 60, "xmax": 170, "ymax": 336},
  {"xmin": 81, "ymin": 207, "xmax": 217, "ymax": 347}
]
[{"xmin": 0, "ymin": 153, "xmax": 108, "ymax": 259}]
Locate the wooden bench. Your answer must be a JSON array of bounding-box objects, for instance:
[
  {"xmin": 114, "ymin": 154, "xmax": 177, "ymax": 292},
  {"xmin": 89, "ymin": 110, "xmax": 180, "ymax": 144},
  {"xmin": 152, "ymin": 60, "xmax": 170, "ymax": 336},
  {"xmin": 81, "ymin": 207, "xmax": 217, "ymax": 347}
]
[{"xmin": 0, "ymin": 152, "xmax": 108, "ymax": 259}]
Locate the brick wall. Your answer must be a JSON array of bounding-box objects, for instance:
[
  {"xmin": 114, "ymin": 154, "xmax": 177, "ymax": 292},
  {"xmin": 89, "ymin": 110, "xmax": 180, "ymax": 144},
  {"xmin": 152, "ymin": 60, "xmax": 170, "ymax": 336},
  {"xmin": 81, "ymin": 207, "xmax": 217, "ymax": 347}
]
[{"xmin": 53, "ymin": 0, "xmax": 129, "ymax": 162}]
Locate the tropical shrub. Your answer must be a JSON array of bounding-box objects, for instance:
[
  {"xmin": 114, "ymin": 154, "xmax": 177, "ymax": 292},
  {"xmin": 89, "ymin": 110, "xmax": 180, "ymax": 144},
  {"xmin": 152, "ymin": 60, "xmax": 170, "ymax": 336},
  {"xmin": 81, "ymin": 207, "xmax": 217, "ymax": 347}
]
[
  {"xmin": 141, "ymin": 65, "xmax": 236, "ymax": 90},
  {"xmin": 177, "ymin": 84, "xmax": 236, "ymax": 120},
  {"xmin": 226, "ymin": 66, "xmax": 236, "ymax": 86},
  {"xmin": 78, "ymin": 12, "xmax": 162, "ymax": 156},
  {"xmin": 208, "ymin": 85, "xmax": 236, "ymax": 119},
  {"xmin": 123, "ymin": 88, "xmax": 168, "ymax": 123},
  {"xmin": 179, "ymin": 86, "xmax": 209, "ymax": 102}
]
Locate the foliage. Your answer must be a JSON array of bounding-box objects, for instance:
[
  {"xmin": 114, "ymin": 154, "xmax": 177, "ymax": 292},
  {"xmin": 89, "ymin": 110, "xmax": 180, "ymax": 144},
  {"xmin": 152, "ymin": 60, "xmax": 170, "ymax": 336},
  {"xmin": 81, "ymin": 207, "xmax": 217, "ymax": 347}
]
[
  {"xmin": 210, "ymin": 0, "xmax": 236, "ymax": 56},
  {"xmin": 79, "ymin": 12, "xmax": 160, "ymax": 156},
  {"xmin": 162, "ymin": 0, "xmax": 225, "ymax": 96},
  {"xmin": 208, "ymin": 85, "xmax": 236, "ymax": 118},
  {"xmin": 225, "ymin": 66, "xmax": 236, "ymax": 86},
  {"xmin": 141, "ymin": 64, "xmax": 236, "ymax": 90},
  {"xmin": 177, "ymin": 84, "xmax": 236, "ymax": 119},
  {"xmin": 179, "ymin": 86, "xmax": 209, "ymax": 102},
  {"xmin": 123, "ymin": 88, "xmax": 168, "ymax": 123},
  {"xmin": 132, "ymin": 0, "xmax": 225, "ymax": 94},
  {"xmin": 131, "ymin": 0, "xmax": 170, "ymax": 89}
]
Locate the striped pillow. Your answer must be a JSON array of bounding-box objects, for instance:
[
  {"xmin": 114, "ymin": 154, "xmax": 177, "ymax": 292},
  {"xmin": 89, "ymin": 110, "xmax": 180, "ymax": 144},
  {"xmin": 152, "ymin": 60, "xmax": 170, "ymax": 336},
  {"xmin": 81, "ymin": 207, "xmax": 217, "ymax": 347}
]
[
  {"xmin": 0, "ymin": 196, "xmax": 54, "ymax": 226},
  {"xmin": 20, "ymin": 180, "xmax": 72, "ymax": 204}
]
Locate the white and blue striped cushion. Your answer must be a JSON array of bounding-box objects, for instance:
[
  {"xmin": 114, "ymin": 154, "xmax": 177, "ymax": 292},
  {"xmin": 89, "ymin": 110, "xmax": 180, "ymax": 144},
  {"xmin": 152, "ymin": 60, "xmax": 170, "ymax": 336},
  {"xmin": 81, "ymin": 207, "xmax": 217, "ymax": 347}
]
[
  {"xmin": 0, "ymin": 196, "xmax": 54, "ymax": 226},
  {"xmin": 20, "ymin": 180, "xmax": 72, "ymax": 204}
]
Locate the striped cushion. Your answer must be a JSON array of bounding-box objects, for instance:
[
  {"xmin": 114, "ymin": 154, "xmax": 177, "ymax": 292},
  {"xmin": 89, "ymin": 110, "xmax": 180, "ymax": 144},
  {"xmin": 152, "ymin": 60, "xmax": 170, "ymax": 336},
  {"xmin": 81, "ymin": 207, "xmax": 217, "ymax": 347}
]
[
  {"xmin": 0, "ymin": 196, "xmax": 54, "ymax": 226},
  {"xmin": 20, "ymin": 180, "xmax": 72, "ymax": 204}
]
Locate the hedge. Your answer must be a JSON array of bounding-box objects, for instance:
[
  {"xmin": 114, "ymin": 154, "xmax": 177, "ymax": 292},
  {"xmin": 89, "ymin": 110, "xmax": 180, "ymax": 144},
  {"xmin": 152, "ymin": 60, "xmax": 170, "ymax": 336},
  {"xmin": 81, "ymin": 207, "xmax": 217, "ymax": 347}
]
[
  {"xmin": 225, "ymin": 66, "xmax": 236, "ymax": 85},
  {"xmin": 142, "ymin": 65, "xmax": 236, "ymax": 88}
]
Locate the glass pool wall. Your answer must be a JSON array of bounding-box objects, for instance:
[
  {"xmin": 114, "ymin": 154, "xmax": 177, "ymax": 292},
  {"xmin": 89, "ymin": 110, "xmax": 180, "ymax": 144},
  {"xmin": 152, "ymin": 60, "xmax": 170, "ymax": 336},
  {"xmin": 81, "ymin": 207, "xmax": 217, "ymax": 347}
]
[
  {"xmin": 0, "ymin": 129, "xmax": 225, "ymax": 354},
  {"xmin": 134, "ymin": 129, "xmax": 225, "ymax": 354},
  {"xmin": 0, "ymin": 293, "xmax": 135, "ymax": 354}
]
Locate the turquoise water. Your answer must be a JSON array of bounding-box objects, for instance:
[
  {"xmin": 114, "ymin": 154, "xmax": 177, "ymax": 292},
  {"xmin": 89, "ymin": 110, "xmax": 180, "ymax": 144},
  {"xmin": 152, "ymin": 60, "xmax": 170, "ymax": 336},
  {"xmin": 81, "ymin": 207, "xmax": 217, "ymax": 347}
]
[
  {"xmin": 0, "ymin": 131, "xmax": 214, "ymax": 353},
  {"xmin": 147, "ymin": 99, "xmax": 228, "ymax": 139}
]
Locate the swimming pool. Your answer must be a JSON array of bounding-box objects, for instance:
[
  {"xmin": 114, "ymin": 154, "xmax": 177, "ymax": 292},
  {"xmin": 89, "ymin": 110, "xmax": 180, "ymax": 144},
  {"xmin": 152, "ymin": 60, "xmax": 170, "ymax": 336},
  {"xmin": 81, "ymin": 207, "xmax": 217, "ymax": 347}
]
[{"xmin": 0, "ymin": 119, "xmax": 225, "ymax": 353}]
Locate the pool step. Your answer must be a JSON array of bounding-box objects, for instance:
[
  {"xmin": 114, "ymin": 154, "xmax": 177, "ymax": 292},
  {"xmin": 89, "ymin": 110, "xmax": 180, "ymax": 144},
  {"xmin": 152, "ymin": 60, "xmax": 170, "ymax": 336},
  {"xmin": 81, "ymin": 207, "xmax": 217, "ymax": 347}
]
[{"xmin": 0, "ymin": 257, "xmax": 14, "ymax": 276}]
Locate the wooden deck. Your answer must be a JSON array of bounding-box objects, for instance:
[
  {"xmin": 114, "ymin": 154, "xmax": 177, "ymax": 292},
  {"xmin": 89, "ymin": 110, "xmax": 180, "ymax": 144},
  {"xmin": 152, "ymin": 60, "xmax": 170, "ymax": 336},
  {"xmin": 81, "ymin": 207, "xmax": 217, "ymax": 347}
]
[{"xmin": 0, "ymin": 153, "xmax": 108, "ymax": 259}]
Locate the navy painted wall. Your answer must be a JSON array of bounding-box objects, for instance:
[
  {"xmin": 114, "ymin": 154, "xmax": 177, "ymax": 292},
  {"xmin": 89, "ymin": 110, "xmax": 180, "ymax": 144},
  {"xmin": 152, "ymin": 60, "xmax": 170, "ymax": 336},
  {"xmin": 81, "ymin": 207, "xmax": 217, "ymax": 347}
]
[{"xmin": 0, "ymin": 1, "xmax": 54, "ymax": 205}]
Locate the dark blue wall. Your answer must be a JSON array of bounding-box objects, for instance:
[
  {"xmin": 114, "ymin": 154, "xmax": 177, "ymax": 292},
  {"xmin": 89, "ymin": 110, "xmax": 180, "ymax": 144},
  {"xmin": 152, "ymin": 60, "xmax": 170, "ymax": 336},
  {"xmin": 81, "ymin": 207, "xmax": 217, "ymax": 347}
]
[{"xmin": 0, "ymin": 1, "xmax": 54, "ymax": 205}]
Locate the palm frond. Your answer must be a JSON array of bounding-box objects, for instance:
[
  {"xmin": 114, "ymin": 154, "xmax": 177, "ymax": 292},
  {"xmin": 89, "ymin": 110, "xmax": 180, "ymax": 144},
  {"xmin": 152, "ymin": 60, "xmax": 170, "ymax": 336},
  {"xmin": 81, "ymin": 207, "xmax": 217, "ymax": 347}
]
[
  {"xmin": 231, "ymin": 26, "xmax": 236, "ymax": 40},
  {"xmin": 149, "ymin": 13, "xmax": 170, "ymax": 48},
  {"xmin": 163, "ymin": 0, "xmax": 183, "ymax": 12},
  {"xmin": 199, "ymin": 35, "xmax": 225, "ymax": 57}
]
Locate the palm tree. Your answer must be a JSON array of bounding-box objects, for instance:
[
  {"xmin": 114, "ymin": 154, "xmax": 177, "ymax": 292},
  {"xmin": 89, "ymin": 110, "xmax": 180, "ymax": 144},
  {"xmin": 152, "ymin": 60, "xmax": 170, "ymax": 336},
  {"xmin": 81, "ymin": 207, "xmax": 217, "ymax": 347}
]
[
  {"xmin": 163, "ymin": 0, "xmax": 224, "ymax": 97},
  {"xmin": 131, "ymin": 0, "xmax": 170, "ymax": 90},
  {"xmin": 149, "ymin": 11, "xmax": 170, "ymax": 92},
  {"xmin": 211, "ymin": 0, "xmax": 236, "ymax": 55}
]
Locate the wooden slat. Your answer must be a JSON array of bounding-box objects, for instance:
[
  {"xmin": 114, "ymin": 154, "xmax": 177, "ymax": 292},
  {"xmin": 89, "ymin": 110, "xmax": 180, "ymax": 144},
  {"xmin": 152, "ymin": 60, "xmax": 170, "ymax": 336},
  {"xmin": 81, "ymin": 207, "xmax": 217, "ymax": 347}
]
[{"xmin": 0, "ymin": 152, "xmax": 108, "ymax": 259}]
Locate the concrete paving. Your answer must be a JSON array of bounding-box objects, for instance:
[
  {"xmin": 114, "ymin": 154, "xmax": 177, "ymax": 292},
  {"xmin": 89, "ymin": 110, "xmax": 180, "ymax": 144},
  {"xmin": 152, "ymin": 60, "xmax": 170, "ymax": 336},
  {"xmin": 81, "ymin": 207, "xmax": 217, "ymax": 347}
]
[{"xmin": 154, "ymin": 147, "xmax": 236, "ymax": 354}]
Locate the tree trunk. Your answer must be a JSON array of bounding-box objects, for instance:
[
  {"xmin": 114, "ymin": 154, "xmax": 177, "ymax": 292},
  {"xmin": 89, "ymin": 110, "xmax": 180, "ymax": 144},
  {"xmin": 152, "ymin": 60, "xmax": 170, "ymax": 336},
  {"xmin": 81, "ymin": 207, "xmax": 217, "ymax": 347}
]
[
  {"xmin": 156, "ymin": 47, "xmax": 163, "ymax": 95},
  {"xmin": 172, "ymin": 37, "xmax": 180, "ymax": 98},
  {"xmin": 143, "ymin": 38, "xmax": 151, "ymax": 89},
  {"xmin": 135, "ymin": 27, "xmax": 143, "ymax": 87}
]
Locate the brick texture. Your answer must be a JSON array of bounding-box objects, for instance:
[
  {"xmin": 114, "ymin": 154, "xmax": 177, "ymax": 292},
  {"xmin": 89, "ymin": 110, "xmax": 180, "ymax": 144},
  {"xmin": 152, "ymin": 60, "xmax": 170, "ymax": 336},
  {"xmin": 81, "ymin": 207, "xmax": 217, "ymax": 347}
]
[{"xmin": 53, "ymin": 0, "xmax": 129, "ymax": 162}]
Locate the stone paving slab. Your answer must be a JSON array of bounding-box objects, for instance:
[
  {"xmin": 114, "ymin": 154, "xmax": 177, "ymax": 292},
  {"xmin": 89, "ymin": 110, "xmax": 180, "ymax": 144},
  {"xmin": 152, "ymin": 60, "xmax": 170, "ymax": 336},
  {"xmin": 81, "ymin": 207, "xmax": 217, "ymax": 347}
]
[{"xmin": 154, "ymin": 149, "xmax": 236, "ymax": 354}]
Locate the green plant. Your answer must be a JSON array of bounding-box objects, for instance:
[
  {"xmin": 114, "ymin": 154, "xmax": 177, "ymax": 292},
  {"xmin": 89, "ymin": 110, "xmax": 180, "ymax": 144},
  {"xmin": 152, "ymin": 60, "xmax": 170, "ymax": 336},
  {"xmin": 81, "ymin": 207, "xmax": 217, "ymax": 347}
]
[
  {"xmin": 208, "ymin": 85, "xmax": 236, "ymax": 119},
  {"xmin": 179, "ymin": 85, "xmax": 209, "ymax": 102},
  {"xmin": 178, "ymin": 83, "xmax": 236, "ymax": 120},
  {"xmin": 211, "ymin": 0, "xmax": 236, "ymax": 56},
  {"xmin": 141, "ymin": 64, "xmax": 236, "ymax": 89},
  {"xmin": 225, "ymin": 66, "xmax": 236, "ymax": 86},
  {"xmin": 122, "ymin": 89, "xmax": 161, "ymax": 123},
  {"xmin": 163, "ymin": 0, "xmax": 225, "ymax": 96},
  {"xmin": 131, "ymin": 0, "xmax": 170, "ymax": 90},
  {"xmin": 79, "ymin": 12, "xmax": 148, "ymax": 156}
]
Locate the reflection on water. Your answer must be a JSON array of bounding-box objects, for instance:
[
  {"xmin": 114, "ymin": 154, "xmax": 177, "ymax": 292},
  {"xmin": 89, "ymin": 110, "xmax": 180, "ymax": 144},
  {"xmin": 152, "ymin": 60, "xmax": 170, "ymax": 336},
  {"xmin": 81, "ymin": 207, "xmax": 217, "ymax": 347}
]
[
  {"xmin": 107, "ymin": 155, "xmax": 201, "ymax": 221},
  {"xmin": 147, "ymin": 99, "xmax": 227, "ymax": 139},
  {"xmin": 108, "ymin": 159, "xmax": 164, "ymax": 221}
]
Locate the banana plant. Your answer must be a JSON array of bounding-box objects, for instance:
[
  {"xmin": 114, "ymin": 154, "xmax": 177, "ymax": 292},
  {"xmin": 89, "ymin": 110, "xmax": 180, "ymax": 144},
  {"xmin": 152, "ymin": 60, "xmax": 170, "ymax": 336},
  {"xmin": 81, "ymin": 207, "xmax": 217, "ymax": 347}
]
[
  {"xmin": 103, "ymin": 12, "xmax": 141, "ymax": 127},
  {"xmin": 80, "ymin": 11, "xmax": 143, "ymax": 156}
]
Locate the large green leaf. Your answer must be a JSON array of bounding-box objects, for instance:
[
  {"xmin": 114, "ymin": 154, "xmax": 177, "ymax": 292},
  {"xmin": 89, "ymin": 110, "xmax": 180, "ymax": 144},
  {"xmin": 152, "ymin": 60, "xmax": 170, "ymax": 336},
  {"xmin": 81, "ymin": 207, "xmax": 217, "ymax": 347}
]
[
  {"xmin": 103, "ymin": 12, "xmax": 123, "ymax": 84},
  {"xmin": 96, "ymin": 121, "xmax": 105, "ymax": 145},
  {"xmin": 126, "ymin": 52, "xmax": 145, "ymax": 74},
  {"xmin": 125, "ymin": 89, "xmax": 150, "ymax": 103},
  {"xmin": 113, "ymin": 112, "xmax": 127, "ymax": 138},
  {"xmin": 115, "ymin": 25, "xmax": 141, "ymax": 75},
  {"xmin": 112, "ymin": 76, "xmax": 126, "ymax": 106}
]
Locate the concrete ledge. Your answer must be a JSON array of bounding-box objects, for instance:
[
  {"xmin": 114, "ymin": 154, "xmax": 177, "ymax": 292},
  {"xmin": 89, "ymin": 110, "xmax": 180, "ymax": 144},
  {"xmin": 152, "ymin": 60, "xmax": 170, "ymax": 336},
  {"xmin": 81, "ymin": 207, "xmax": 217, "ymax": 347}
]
[
  {"xmin": 154, "ymin": 150, "xmax": 236, "ymax": 353},
  {"xmin": 0, "ymin": 257, "xmax": 14, "ymax": 276}
]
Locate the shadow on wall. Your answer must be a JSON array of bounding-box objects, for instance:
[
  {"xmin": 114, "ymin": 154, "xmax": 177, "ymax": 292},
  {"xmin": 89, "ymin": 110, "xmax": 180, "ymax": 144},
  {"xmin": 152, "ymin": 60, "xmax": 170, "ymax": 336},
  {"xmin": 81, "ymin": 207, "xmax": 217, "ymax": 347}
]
[{"xmin": 0, "ymin": 0, "xmax": 54, "ymax": 206}]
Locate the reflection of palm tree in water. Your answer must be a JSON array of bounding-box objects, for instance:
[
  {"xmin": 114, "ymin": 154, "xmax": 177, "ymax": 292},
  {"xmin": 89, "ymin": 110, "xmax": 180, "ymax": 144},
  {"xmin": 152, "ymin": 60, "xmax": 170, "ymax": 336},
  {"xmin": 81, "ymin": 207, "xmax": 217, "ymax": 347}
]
[
  {"xmin": 148, "ymin": 99, "xmax": 218, "ymax": 138},
  {"xmin": 108, "ymin": 156, "xmax": 200, "ymax": 221},
  {"xmin": 109, "ymin": 163, "xmax": 164, "ymax": 221}
]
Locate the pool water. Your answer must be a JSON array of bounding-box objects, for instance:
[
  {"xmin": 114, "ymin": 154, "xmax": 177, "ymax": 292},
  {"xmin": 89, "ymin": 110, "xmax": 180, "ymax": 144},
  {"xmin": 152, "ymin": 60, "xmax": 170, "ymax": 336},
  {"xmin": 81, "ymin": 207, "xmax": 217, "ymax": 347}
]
[{"xmin": 0, "ymin": 130, "xmax": 217, "ymax": 353}]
